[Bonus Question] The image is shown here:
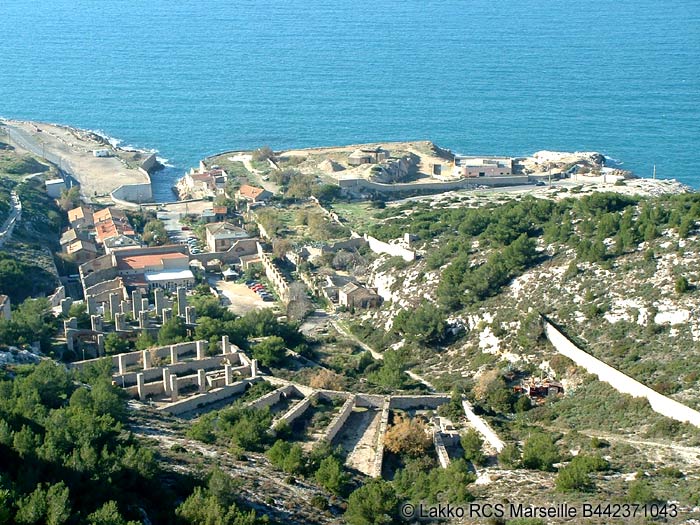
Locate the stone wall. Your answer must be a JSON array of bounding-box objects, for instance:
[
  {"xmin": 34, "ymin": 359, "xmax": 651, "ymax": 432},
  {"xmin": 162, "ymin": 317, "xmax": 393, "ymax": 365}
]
[
  {"xmin": 370, "ymin": 397, "xmax": 391, "ymax": 478},
  {"xmin": 245, "ymin": 385, "xmax": 295, "ymax": 410},
  {"xmin": 543, "ymin": 319, "xmax": 700, "ymax": 428},
  {"xmin": 159, "ymin": 379, "xmax": 258, "ymax": 415},
  {"xmin": 336, "ymin": 175, "xmax": 529, "ymax": 193},
  {"xmin": 389, "ymin": 395, "xmax": 450, "ymax": 410},
  {"xmin": 433, "ymin": 431, "xmax": 451, "ymax": 469},
  {"xmin": 276, "ymin": 391, "xmax": 319, "ymax": 426},
  {"xmin": 322, "ymin": 394, "xmax": 356, "ymax": 443}
]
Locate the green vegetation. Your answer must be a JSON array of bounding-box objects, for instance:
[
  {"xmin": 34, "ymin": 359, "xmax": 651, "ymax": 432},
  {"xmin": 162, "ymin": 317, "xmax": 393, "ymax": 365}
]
[
  {"xmin": 345, "ymin": 480, "xmax": 398, "ymax": 525},
  {"xmin": 555, "ymin": 454, "xmax": 609, "ymax": 492},
  {"xmin": 370, "ymin": 192, "xmax": 700, "ymax": 311},
  {"xmin": 521, "ymin": 432, "xmax": 560, "ymax": 471},
  {"xmin": 0, "ymin": 298, "xmax": 57, "ymax": 351},
  {"xmin": 142, "ymin": 219, "xmax": 168, "ymax": 246},
  {"xmin": 0, "ymin": 361, "xmax": 266, "ymax": 524},
  {"xmin": 0, "ymin": 254, "xmax": 57, "ymax": 305}
]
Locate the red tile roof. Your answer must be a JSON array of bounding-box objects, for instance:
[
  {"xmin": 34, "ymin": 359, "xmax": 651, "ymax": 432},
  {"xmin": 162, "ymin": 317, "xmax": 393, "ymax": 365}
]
[
  {"xmin": 116, "ymin": 252, "xmax": 188, "ymax": 271},
  {"xmin": 238, "ymin": 184, "xmax": 266, "ymax": 200}
]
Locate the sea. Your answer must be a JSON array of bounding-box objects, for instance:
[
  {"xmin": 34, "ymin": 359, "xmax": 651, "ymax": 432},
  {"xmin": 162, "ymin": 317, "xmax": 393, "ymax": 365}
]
[{"xmin": 1, "ymin": 0, "xmax": 699, "ymax": 200}]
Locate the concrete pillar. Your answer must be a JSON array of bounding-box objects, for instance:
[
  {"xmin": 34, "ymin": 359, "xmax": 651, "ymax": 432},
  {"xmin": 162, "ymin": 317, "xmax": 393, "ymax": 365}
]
[
  {"xmin": 154, "ymin": 288, "xmax": 165, "ymax": 317},
  {"xmin": 198, "ymin": 369, "xmax": 206, "ymax": 393},
  {"xmin": 163, "ymin": 368, "xmax": 171, "ymax": 394},
  {"xmin": 64, "ymin": 318, "xmax": 74, "ymax": 337},
  {"xmin": 118, "ymin": 354, "xmax": 126, "ymax": 375},
  {"xmin": 162, "ymin": 308, "xmax": 172, "ymax": 323},
  {"xmin": 96, "ymin": 334, "xmax": 105, "ymax": 356},
  {"xmin": 60, "ymin": 297, "xmax": 73, "ymax": 317},
  {"xmin": 224, "ymin": 363, "xmax": 232, "ymax": 385},
  {"xmin": 132, "ymin": 290, "xmax": 142, "ymax": 317},
  {"xmin": 169, "ymin": 374, "xmax": 179, "ymax": 402},
  {"xmin": 222, "ymin": 335, "xmax": 230, "ymax": 354},
  {"xmin": 141, "ymin": 298, "xmax": 149, "ymax": 315},
  {"xmin": 177, "ymin": 287, "xmax": 187, "ymax": 316},
  {"xmin": 86, "ymin": 295, "xmax": 97, "ymax": 315},
  {"xmin": 139, "ymin": 310, "xmax": 148, "ymax": 329},
  {"xmin": 196, "ymin": 340, "xmax": 206, "ymax": 360},
  {"xmin": 142, "ymin": 350, "xmax": 152, "ymax": 370},
  {"xmin": 114, "ymin": 312, "xmax": 126, "ymax": 331},
  {"xmin": 65, "ymin": 328, "xmax": 76, "ymax": 352},
  {"xmin": 137, "ymin": 373, "xmax": 145, "ymax": 400},
  {"xmin": 251, "ymin": 358, "xmax": 258, "ymax": 378},
  {"xmin": 90, "ymin": 314, "xmax": 103, "ymax": 332},
  {"xmin": 121, "ymin": 300, "xmax": 130, "ymax": 315},
  {"xmin": 170, "ymin": 345, "xmax": 178, "ymax": 365},
  {"xmin": 185, "ymin": 306, "xmax": 196, "ymax": 325},
  {"xmin": 108, "ymin": 293, "xmax": 119, "ymax": 317}
]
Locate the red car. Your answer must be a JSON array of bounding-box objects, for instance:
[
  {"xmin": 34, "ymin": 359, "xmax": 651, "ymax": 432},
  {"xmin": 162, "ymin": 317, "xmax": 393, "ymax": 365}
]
[{"xmin": 251, "ymin": 285, "xmax": 265, "ymax": 292}]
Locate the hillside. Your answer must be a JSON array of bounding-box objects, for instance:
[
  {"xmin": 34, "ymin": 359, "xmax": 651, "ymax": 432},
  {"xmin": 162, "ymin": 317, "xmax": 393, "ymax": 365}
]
[{"xmin": 328, "ymin": 182, "xmax": 700, "ymax": 518}]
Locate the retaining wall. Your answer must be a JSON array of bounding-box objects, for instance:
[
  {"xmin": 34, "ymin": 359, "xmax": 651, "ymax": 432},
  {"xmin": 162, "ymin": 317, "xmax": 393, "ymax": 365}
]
[{"xmin": 543, "ymin": 319, "xmax": 700, "ymax": 428}]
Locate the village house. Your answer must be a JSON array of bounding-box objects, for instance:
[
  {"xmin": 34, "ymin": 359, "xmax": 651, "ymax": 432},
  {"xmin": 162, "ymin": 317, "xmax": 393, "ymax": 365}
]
[
  {"xmin": 103, "ymin": 234, "xmax": 141, "ymax": 254},
  {"xmin": 60, "ymin": 228, "xmax": 92, "ymax": 250},
  {"xmin": 453, "ymin": 156, "xmax": 513, "ymax": 178},
  {"xmin": 92, "ymin": 207, "xmax": 136, "ymax": 245},
  {"xmin": 338, "ymin": 282, "xmax": 382, "ymax": 309},
  {"xmin": 236, "ymin": 184, "xmax": 272, "ymax": 204},
  {"xmin": 205, "ymin": 222, "xmax": 250, "ymax": 252},
  {"xmin": 183, "ymin": 168, "xmax": 228, "ymax": 198},
  {"xmin": 67, "ymin": 206, "xmax": 94, "ymax": 229},
  {"xmin": 65, "ymin": 239, "xmax": 100, "ymax": 264}
]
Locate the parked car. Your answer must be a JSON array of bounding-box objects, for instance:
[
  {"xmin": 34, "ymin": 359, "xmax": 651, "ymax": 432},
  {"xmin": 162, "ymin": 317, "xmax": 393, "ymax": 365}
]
[
  {"xmin": 245, "ymin": 280, "xmax": 256, "ymax": 286},
  {"xmin": 182, "ymin": 226, "xmax": 191, "ymax": 231},
  {"xmin": 262, "ymin": 295, "xmax": 273, "ymax": 302}
]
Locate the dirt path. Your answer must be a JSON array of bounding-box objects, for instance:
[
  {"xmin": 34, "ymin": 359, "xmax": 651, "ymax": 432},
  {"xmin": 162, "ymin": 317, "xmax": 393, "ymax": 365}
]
[{"xmin": 329, "ymin": 317, "xmax": 436, "ymax": 391}]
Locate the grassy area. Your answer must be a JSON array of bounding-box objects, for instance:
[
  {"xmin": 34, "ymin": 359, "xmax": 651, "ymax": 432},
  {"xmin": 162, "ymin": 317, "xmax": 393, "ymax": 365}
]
[{"xmin": 329, "ymin": 202, "xmax": 378, "ymax": 233}]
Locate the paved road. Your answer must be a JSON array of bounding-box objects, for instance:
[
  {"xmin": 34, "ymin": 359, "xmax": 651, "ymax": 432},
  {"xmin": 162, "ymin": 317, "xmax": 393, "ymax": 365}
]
[{"xmin": 4, "ymin": 125, "xmax": 78, "ymax": 188}]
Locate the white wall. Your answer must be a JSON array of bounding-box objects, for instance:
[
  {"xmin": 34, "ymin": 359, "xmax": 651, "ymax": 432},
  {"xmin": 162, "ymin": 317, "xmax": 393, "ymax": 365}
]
[{"xmin": 544, "ymin": 320, "xmax": 700, "ymax": 428}]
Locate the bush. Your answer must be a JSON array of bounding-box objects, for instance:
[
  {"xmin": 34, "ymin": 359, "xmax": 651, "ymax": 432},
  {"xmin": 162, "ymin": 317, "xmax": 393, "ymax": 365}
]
[
  {"xmin": 345, "ymin": 480, "xmax": 398, "ymax": 525},
  {"xmin": 521, "ymin": 432, "xmax": 559, "ymax": 471}
]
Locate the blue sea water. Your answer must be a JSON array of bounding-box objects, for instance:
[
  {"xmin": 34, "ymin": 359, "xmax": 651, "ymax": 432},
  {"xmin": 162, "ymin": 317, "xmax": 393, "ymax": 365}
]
[{"xmin": 1, "ymin": 0, "xmax": 699, "ymax": 200}]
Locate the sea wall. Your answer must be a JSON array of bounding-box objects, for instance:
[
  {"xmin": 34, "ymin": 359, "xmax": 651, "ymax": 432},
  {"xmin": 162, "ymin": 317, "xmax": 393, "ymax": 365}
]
[
  {"xmin": 543, "ymin": 319, "xmax": 700, "ymax": 428},
  {"xmin": 111, "ymin": 179, "xmax": 153, "ymax": 206}
]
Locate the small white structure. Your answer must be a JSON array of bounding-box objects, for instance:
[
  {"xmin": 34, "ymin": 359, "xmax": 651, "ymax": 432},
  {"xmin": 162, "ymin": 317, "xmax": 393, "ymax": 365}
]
[
  {"xmin": 93, "ymin": 149, "xmax": 111, "ymax": 158},
  {"xmin": 45, "ymin": 178, "xmax": 67, "ymax": 198}
]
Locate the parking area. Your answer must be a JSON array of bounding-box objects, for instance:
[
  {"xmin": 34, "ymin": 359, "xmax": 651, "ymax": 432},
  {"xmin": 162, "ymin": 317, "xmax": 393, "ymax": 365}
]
[{"xmin": 211, "ymin": 279, "xmax": 271, "ymax": 315}]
